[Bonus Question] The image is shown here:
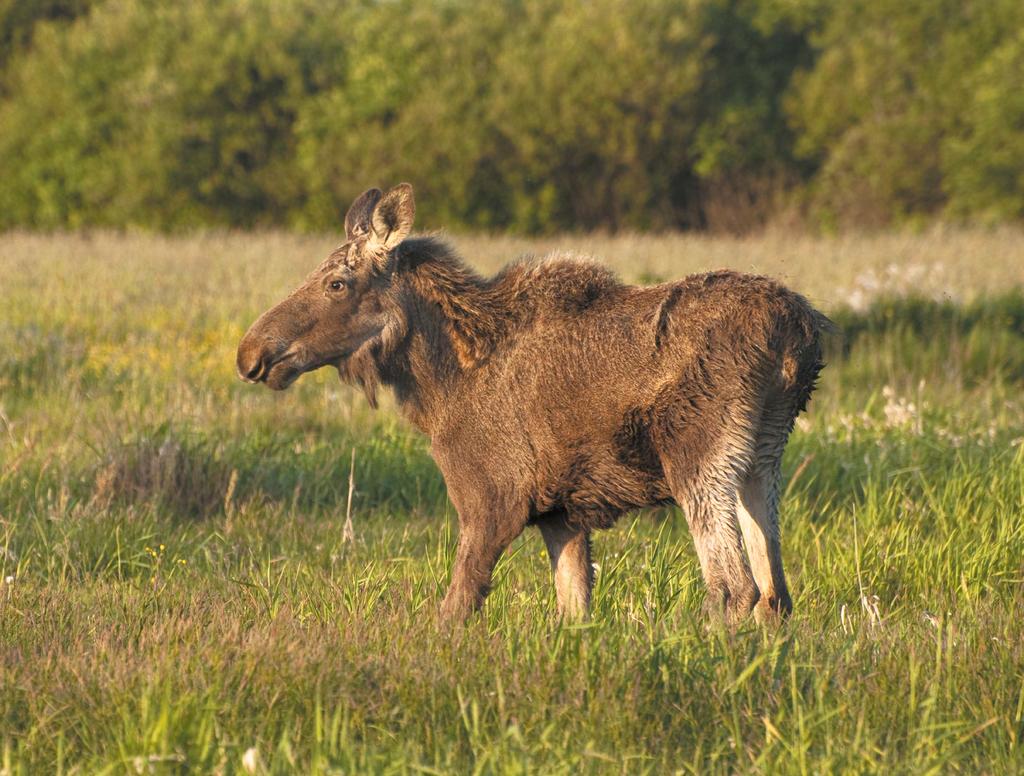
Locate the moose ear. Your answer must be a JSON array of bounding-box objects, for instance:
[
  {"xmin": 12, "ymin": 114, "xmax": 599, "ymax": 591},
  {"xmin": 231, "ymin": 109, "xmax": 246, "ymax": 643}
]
[
  {"xmin": 369, "ymin": 183, "xmax": 415, "ymax": 253},
  {"xmin": 345, "ymin": 188, "xmax": 383, "ymax": 240}
]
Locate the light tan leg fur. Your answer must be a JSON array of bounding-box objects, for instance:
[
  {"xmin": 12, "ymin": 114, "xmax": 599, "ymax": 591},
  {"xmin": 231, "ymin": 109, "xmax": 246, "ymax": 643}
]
[
  {"xmin": 539, "ymin": 515, "xmax": 593, "ymax": 620},
  {"xmin": 737, "ymin": 469, "xmax": 792, "ymax": 623}
]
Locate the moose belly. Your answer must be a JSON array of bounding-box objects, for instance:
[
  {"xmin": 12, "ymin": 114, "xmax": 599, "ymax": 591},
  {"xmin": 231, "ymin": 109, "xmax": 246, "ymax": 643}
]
[{"xmin": 536, "ymin": 445, "xmax": 673, "ymax": 531}]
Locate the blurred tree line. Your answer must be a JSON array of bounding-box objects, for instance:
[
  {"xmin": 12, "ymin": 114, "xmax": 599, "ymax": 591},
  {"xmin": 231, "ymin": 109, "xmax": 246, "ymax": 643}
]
[{"xmin": 0, "ymin": 0, "xmax": 1021, "ymax": 233}]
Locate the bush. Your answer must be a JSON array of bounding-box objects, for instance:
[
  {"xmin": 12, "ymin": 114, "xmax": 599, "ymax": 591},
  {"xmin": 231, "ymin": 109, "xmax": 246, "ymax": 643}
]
[
  {"xmin": 0, "ymin": 0, "xmax": 352, "ymax": 229},
  {"xmin": 0, "ymin": 0, "xmax": 1021, "ymax": 232},
  {"xmin": 787, "ymin": 0, "xmax": 1024, "ymax": 229}
]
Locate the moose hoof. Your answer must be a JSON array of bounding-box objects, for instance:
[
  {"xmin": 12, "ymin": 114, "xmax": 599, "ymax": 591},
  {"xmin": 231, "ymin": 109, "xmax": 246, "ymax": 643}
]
[
  {"xmin": 703, "ymin": 584, "xmax": 759, "ymax": 628},
  {"xmin": 439, "ymin": 590, "xmax": 481, "ymax": 627},
  {"xmin": 753, "ymin": 591, "xmax": 793, "ymax": 626}
]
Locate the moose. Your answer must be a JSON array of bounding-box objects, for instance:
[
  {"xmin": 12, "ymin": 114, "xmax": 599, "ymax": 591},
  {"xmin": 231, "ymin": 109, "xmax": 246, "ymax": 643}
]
[{"xmin": 237, "ymin": 184, "xmax": 828, "ymax": 626}]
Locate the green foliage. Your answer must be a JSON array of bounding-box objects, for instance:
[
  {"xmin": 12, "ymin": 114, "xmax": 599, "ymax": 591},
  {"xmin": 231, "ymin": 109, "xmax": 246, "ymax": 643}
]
[
  {"xmin": 0, "ymin": 0, "xmax": 1021, "ymax": 231},
  {"xmin": 0, "ymin": 0, "xmax": 353, "ymax": 229},
  {"xmin": 788, "ymin": 0, "xmax": 1024, "ymax": 228},
  {"xmin": 0, "ymin": 0, "xmax": 93, "ymax": 77},
  {"xmin": 943, "ymin": 25, "xmax": 1024, "ymax": 222}
]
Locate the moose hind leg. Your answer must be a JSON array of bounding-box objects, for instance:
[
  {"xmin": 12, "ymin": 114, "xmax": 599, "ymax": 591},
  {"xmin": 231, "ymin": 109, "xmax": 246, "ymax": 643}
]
[
  {"xmin": 738, "ymin": 464, "xmax": 792, "ymax": 623},
  {"xmin": 675, "ymin": 484, "xmax": 759, "ymax": 626},
  {"xmin": 538, "ymin": 513, "xmax": 593, "ymax": 620}
]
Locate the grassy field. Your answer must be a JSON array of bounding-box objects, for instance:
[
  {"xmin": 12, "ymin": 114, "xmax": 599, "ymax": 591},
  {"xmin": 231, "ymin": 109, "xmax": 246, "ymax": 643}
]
[{"xmin": 1, "ymin": 229, "xmax": 1023, "ymax": 774}]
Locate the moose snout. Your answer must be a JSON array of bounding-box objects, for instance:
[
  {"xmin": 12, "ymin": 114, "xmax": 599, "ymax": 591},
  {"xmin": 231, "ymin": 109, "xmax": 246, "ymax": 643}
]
[{"xmin": 236, "ymin": 335, "xmax": 271, "ymax": 383}]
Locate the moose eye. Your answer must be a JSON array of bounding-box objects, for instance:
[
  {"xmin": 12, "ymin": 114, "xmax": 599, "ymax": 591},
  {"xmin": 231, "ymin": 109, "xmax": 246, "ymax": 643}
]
[{"xmin": 329, "ymin": 279, "xmax": 346, "ymax": 292}]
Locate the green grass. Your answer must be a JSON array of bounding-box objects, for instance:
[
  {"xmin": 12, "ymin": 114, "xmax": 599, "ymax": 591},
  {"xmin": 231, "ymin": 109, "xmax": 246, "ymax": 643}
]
[{"xmin": 1, "ymin": 232, "xmax": 1023, "ymax": 774}]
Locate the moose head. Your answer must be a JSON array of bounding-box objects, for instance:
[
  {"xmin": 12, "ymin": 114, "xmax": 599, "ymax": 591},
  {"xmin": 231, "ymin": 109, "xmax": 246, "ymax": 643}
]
[{"xmin": 236, "ymin": 184, "xmax": 415, "ymax": 401}]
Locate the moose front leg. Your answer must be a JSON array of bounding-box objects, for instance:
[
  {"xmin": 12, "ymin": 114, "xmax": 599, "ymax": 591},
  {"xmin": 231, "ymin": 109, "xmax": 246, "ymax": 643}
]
[
  {"xmin": 538, "ymin": 512, "xmax": 593, "ymax": 620},
  {"xmin": 440, "ymin": 508, "xmax": 528, "ymax": 623}
]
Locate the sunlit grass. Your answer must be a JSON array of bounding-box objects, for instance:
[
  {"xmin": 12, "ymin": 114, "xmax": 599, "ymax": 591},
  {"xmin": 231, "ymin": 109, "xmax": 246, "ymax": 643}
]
[{"xmin": 1, "ymin": 231, "xmax": 1023, "ymax": 773}]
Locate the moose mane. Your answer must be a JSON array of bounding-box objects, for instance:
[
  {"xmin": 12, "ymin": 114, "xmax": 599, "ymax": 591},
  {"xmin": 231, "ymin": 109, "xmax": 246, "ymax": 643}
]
[
  {"xmin": 393, "ymin": 237, "xmax": 511, "ymax": 369},
  {"xmin": 393, "ymin": 236, "xmax": 624, "ymax": 370},
  {"xmin": 343, "ymin": 235, "xmax": 627, "ymax": 418}
]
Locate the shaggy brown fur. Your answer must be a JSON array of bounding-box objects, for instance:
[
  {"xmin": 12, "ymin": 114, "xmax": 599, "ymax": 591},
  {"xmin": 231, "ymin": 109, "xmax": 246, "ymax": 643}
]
[{"xmin": 237, "ymin": 184, "xmax": 829, "ymax": 625}]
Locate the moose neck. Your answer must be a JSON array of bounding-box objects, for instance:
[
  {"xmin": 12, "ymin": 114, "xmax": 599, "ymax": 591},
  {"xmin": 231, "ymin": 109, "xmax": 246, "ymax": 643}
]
[{"xmin": 378, "ymin": 238, "xmax": 515, "ymax": 433}]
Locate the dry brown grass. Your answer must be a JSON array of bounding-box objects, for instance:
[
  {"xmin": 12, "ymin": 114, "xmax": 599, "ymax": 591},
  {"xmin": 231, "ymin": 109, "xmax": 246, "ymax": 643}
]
[
  {"xmin": 91, "ymin": 431, "xmax": 234, "ymax": 518},
  {"xmin": 3, "ymin": 225, "xmax": 1022, "ymax": 314}
]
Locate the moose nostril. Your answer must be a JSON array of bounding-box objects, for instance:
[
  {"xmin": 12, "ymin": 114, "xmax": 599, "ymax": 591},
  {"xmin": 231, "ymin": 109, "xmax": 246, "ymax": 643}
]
[
  {"xmin": 244, "ymin": 358, "xmax": 265, "ymax": 381},
  {"xmin": 237, "ymin": 348, "xmax": 268, "ymax": 382}
]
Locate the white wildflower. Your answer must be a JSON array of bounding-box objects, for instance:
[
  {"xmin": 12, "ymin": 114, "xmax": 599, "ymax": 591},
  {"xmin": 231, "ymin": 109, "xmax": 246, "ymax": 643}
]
[
  {"xmin": 861, "ymin": 594, "xmax": 882, "ymax": 628},
  {"xmin": 882, "ymin": 386, "xmax": 918, "ymax": 430},
  {"xmin": 242, "ymin": 747, "xmax": 260, "ymax": 774}
]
